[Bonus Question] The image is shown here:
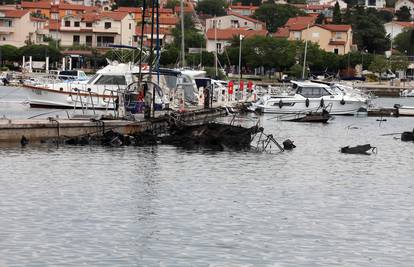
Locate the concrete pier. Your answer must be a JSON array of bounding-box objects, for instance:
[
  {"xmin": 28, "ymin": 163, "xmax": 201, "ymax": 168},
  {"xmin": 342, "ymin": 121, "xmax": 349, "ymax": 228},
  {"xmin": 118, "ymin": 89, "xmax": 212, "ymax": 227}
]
[{"xmin": 0, "ymin": 108, "xmax": 227, "ymax": 143}]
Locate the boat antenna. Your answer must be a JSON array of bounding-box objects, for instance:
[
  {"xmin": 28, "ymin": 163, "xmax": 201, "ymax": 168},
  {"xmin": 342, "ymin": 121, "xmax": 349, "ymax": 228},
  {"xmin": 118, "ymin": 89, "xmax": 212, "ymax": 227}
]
[
  {"xmin": 138, "ymin": 0, "xmax": 147, "ymax": 83},
  {"xmin": 302, "ymin": 24, "xmax": 309, "ymax": 80},
  {"xmin": 156, "ymin": 0, "xmax": 160, "ymax": 85},
  {"xmin": 148, "ymin": 0, "xmax": 157, "ymax": 118},
  {"xmin": 180, "ymin": 0, "xmax": 185, "ymax": 68}
]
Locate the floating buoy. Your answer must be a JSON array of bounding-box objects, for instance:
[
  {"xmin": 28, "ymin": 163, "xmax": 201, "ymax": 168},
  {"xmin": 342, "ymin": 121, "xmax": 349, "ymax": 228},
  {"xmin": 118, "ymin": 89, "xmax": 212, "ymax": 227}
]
[
  {"xmin": 305, "ymin": 98, "xmax": 309, "ymax": 107},
  {"xmin": 320, "ymin": 98, "xmax": 324, "ymax": 108},
  {"xmin": 279, "ymin": 99, "xmax": 283, "ymax": 108},
  {"xmin": 340, "ymin": 99, "xmax": 345, "ymax": 105}
]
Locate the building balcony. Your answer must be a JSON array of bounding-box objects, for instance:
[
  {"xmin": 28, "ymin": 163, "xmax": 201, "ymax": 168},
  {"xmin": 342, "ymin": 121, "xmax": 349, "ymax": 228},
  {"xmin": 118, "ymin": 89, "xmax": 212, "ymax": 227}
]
[
  {"xmin": 93, "ymin": 27, "xmax": 120, "ymax": 34},
  {"xmin": 0, "ymin": 26, "xmax": 14, "ymax": 33}
]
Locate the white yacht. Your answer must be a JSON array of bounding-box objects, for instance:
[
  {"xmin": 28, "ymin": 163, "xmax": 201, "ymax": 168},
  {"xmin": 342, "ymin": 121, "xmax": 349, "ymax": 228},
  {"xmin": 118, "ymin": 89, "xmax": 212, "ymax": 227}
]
[
  {"xmin": 23, "ymin": 62, "xmax": 199, "ymax": 110},
  {"xmin": 250, "ymin": 81, "xmax": 368, "ymax": 115}
]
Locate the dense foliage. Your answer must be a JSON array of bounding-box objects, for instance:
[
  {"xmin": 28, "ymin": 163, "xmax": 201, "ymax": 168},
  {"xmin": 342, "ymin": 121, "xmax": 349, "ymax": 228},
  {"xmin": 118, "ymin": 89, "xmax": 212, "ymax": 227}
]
[
  {"xmin": 195, "ymin": 0, "xmax": 226, "ymax": 16},
  {"xmin": 253, "ymin": 3, "xmax": 305, "ymax": 33}
]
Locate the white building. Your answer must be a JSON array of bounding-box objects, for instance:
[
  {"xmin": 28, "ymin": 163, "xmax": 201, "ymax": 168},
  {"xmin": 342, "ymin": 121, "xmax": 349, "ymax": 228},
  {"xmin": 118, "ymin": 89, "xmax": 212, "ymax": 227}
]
[
  {"xmin": 0, "ymin": 9, "xmax": 48, "ymax": 47},
  {"xmin": 384, "ymin": 21, "xmax": 414, "ymax": 40},
  {"xmin": 361, "ymin": 0, "xmax": 386, "ymax": 9},
  {"xmin": 395, "ymin": 0, "xmax": 414, "ymax": 19},
  {"xmin": 57, "ymin": 12, "xmax": 135, "ymax": 47},
  {"xmin": 205, "ymin": 12, "xmax": 265, "ymax": 31}
]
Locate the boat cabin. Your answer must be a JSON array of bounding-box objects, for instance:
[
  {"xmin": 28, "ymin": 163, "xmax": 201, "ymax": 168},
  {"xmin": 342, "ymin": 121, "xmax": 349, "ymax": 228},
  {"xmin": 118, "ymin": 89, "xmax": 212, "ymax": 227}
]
[{"xmin": 292, "ymin": 82, "xmax": 334, "ymax": 98}]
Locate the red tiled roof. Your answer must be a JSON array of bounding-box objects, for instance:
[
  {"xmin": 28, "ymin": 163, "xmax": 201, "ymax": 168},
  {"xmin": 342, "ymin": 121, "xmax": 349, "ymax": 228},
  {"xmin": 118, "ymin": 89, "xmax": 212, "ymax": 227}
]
[
  {"xmin": 274, "ymin": 27, "xmax": 290, "ymax": 38},
  {"xmin": 285, "ymin": 16, "xmax": 316, "ymax": 27},
  {"xmin": 58, "ymin": 3, "xmax": 97, "ymax": 12},
  {"xmin": 318, "ymin": 24, "xmax": 351, "ymax": 32},
  {"xmin": 329, "ymin": 40, "xmax": 346, "ymax": 45},
  {"xmin": 289, "ymin": 24, "xmax": 308, "ymax": 31},
  {"xmin": 135, "ymin": 25, "xmax": 172, "ymax": 36},
  {"xmin": 206, "ymin": 28, "xmax": 267, "ymax": 40},
  {"xmin": 304, "ymin": 4, "xmax": 331, "ymax": 10},
  {"xmin": 394, "ymin": 21, "xmax": 414, "ymax": 28},
  {"xmin": 30, "ymin": 16, "xmax": 47, "ymax": 22},
  {"xmin": 158, "ymin": 16, "xmax": 178, "ymax": 25},
  {"xmin": 21, "ymin": 0, "xmax": 50, "ymax": 9},
  {"xmin": 81, "ymin": 11, "xmax": 129, "ymax": 22},
  {"xmin": 0, "ymin": 9, "xmax": 30, "ymax": 18},
  {"xmin": 47, "ymin": 20, "xmax": 60, "ymax": 30},
  {"xmin": 229, "ymin": 3, "xmax": 259, "ymax": 10},
  {"xmin": 117, "ymin": 7, "xmax": 142, "ymax": 13},
  {"xmin": 227, "ymin": 11, "xmax": 265, "ymax": 25}
]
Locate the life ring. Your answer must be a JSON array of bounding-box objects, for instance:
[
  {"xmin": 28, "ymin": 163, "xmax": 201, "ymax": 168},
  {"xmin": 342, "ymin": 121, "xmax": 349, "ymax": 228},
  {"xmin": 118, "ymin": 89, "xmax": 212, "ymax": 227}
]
[
  {"xmin": 340, "ymin": 99, "xmax": 345, "ymax": 105},
  {"xmin": 279, "ymin": 99, "xmax": 283, "ymax": 108},
  {"xmin": 320, "ymin": 98, "xmax": 324, "ymax": 108},
  {"xmin": 305, "ymin": 98, "xmax": 309, "ymax": 107}
]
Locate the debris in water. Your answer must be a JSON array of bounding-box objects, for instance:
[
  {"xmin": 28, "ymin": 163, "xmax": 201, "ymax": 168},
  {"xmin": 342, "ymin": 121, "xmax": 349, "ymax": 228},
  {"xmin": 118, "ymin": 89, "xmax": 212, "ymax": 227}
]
[
  {"xmin": 340, "ymin": 144, "xmax": 377, "ymax": 155},
  {"xmin": 401, "ymin": 129, "xmax": 414, "ymax": 142},
  {"xmin": 282, "ymin": 139, "xmax": 296, "ymax": 150},
  {"xmin": 20, "ymin": 136, "xmax": 29, "ymax": 147},
  {"xmin": 162, "ymin": 123, "xmax": 262, "ymax": 150}
]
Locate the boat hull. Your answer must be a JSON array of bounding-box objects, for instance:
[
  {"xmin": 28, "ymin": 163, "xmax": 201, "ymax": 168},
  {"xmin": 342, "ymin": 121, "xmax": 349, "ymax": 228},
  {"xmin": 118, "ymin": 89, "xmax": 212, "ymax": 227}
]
[
  {"xmin": 24, "ymin": 85, "xmax": 116, "ymax": 110},
  {"xmin": 398, "ymin": 107, "xmax": 414, "ymax": 116},
  {"xmin": 256, "ymin": 99, "xmax": 366, "ymax": 115}
]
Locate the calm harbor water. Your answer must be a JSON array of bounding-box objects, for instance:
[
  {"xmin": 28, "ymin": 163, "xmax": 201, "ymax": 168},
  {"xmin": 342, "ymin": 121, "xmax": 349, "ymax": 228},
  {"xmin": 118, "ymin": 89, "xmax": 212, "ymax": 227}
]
[{"xmin": 0, "ymin": 86, "xmax": 414, "ymax": 266}]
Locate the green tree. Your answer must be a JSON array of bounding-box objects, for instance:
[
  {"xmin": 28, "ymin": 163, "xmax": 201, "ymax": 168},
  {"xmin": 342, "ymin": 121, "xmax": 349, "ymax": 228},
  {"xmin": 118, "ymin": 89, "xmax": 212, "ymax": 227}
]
[
  {"xmin": 253, "ymin": 3, "xmax": 305, "ymax": 33},
  {"xmin": 18, "ymin": 45, "xmax": 61, "ymax": 63},
  {"xmin": 395, "ymin": 6, "xmax": 412, "ymax": 21},
  {"xmin": 289, "ymin": 64, "xmax": 305, "ymax": 79},
  {"xmin": 196, "ymin": 0, "xmax": 226, "ymax": 16},
  {"xmin": 159, "ymin": 45, "xmax": 180, "ymax": 66},
  {"xmin": 332, "ymin": 2, "xmax": 342, "ymax": 24},
  {"xmin": 390, "ymin": 53, "xmax": 410, "ymax": 72},
  {"xmin": 344, "ymin": 0, "xmax": 358, "ymax": 7},
  {"xmin": 394, "ymin": 29, "xmax": 414, "ymax": 55},
  {"xmin": 349, "ymin": 6, "xmax": 390, "ymax": 53},
  {"xmin": 369, "ymin": 55, "xmax": 388, "ymax": 83},
  {"xmin": 0, "ymin": 45, "xmax": 19, "ymax": 65},
  {"xmin": 286, "ymin": 0, "xmax": 307, "ymax": 4},
  {"xmin": 165, "ymin": 0, "xmax": 179, "ymax": 9},
  {"xmin": 232, "ymin": 0, "xmax": 261, "ymax": 5},
  {"xmin": 316, "ymin": 13, "xmax": 325, "ymax": 24},
  {"xmin": 115, "ymin": 0, "xmax": 142, "ymax": 7}
]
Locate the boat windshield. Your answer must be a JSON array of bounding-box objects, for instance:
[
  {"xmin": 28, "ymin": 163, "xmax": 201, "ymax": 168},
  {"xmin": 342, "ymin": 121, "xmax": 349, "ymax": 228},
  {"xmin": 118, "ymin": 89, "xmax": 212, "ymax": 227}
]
[
  {"xmin": 94, "ymin": 75, "xmax": 127, "ymax": 85},
  {"xmin": 87, "ymin": 74, "xmax": 100, "ymax": 84},
  {"xmin": 297, "ymin": 86, "xmax": 331, "ymax": 98}
]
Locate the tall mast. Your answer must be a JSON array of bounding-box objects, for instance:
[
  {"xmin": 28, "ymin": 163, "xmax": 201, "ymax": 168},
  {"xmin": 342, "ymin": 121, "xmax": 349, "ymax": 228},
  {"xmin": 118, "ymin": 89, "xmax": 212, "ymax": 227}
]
[
  {"xmin": 180, "ymin": 0, "xmax": 185, "ymax": 68},
  {"xmin": 302, "ymin": 24, "xmax": 309, "ymax": 80}
]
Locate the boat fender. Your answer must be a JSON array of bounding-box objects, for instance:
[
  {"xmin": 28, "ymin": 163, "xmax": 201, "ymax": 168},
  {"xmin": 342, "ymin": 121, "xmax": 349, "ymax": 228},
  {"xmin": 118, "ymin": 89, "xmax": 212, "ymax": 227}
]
[
  {"xmin": 305, "ymin": 98, "xmax": 309, "ymax": 107},
  {"xmin": 20, "ymin": 135, "xmax": 29, "ymax": 147},
  {"xmin": 320, "ymin": 98, "xmax": 324, "ymax": 108},
  {"xmin": 340, "ymin": 99, "xmax": 345, "ymax": 105},
  {"xmin": 279, "ymin": 99, "xmax": 283, "ymax": 108},
  {"xmin": 87, "ymin": 88, "xmax": 91, "ymax": 92},
  {"xmin": 59, "ymin": 87, "xmax": 63, "ymax": 91}
]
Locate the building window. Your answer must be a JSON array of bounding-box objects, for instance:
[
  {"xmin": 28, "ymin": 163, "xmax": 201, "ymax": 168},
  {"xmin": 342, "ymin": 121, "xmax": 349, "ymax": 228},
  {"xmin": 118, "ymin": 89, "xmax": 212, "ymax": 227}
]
[
  {"xmin": 129, "ymin": 23, "xmax": 131, "ymax": 29},
  {"xmin": 104, "ymin": 22, "xmax": 111, "ymax": 29},
  {"xmin": 51, "ymin": 13, "xmax": 59, "ymax": 20},
  {"xmin": 231, "ymin": 20, "xmax": 240, "ymax": 28},
  {"xmin": 73, "ymin": 35, "xmax": 80, "ymax": 45},
  {"xmin": 86, "ymin": 35, "xmax": 92, "ymax": 45},
  {"xmin": 65, "ymin": 21, "xmax": 71, "ymax": 27},
  {"xmin": 294, "ymin": 31, "xmax": 301, "ymax": 40},
  {"xmin": 335, "ymin": 32, "xmax": 342, "ymax": 39},
  {"xmin": 86, "ymin": 22, "xmax": 92, "ymax": 27},
  {"xmin": 6, "ymin": 20, "xmax": 12, "ymax": 27},
  {"xmin": 216, "ymin": 43, "xmax": 222, "ymax": 53},
  {"xmin": 74, "ymin": 21, "xmax": 80, "ymax": 27},
  {"xmin": 334, "ymin": 48, "xmax": 339, "ymax": 54},
  {"xmin": 66, "ymin": 10, "xmax": 72, "ymax": 15},
  {"xmin": 97, "ymin": 36, "xmax": 114, "ymax": 46},
  {"xmin": 368, "ymin": 0, "xmax": 376, "ymax": 6},
  {"xmin": 2, "ymin": 36, "xmax": 6, "ymax": 41},
  {"xmin": 312, "ymin": 32, "xmax": 319, "ymax": 38}
]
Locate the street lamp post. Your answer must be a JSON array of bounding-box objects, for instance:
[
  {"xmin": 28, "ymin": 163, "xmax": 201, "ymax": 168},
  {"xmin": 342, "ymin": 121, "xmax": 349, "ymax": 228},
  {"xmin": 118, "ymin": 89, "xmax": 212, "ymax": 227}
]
[{"xmin": 238, "ymin": 34, "xmax": 243, "ymax": 101}]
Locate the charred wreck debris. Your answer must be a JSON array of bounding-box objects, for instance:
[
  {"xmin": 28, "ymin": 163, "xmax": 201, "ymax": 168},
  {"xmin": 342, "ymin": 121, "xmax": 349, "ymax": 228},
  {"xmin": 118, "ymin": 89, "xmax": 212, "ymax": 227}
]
[
  {"xmin": 340, "ymin": 144, "xmax": 377, "ymax": 155},
  {"xmin": 401, "ymin": 129, "xmax": 414, "ymax": 142},
  {"xmin": 161, "ymin": 123, "xmax": 263, "ymax": 150}
]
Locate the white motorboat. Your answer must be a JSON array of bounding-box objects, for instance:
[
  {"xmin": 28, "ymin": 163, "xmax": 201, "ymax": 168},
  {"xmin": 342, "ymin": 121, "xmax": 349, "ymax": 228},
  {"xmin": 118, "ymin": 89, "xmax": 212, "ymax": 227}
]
[
  {"xmin": 23, "ymin": 62, "xmax": 198, "ymax": 110},
  {"xmin": 396, "ymin": 105, "xmax": 414, "ymax": 116},
  {"xmin": 401, "ymin": 89, "xmax": 414, "ymax": 97},
  {"xmin": 250, "ymin": 81, "xmax": 368, "ymax": 115}
]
